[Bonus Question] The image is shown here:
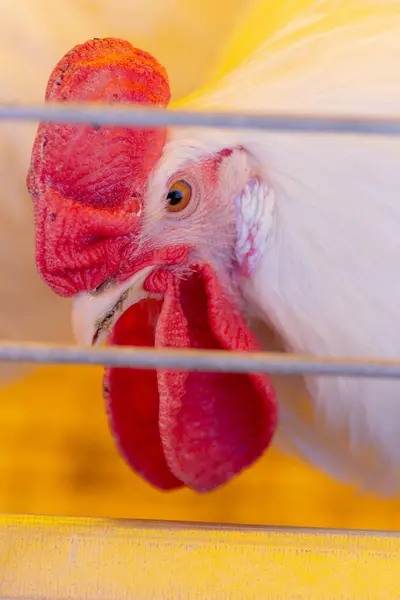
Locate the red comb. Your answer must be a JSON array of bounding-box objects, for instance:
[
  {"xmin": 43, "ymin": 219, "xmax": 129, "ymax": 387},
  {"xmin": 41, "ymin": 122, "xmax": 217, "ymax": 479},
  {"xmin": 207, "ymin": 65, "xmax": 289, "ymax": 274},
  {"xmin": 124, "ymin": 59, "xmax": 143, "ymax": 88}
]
[{"xmin": 27, "ymin": 38, "xmax": 171, "ymax": 295}]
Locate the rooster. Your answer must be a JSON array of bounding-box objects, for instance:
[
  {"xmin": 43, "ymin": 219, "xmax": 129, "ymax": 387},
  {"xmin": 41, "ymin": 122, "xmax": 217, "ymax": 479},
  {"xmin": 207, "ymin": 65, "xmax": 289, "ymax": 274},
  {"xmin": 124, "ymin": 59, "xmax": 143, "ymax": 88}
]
[
  {"xmin": 0, "ymin": 0, "xmax": 251, "ymax": 382},
  {"xmin": 27, "ymin": 0, "xmax": 400, "ymax": 495}
]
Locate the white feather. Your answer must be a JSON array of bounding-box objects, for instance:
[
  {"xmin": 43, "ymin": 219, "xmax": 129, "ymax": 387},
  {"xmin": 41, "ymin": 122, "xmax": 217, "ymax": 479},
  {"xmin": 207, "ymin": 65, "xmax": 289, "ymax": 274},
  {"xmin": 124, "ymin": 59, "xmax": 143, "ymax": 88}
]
[{"xmin": 157, "ymin": 0, "xmax": 400, "ymax": 494}]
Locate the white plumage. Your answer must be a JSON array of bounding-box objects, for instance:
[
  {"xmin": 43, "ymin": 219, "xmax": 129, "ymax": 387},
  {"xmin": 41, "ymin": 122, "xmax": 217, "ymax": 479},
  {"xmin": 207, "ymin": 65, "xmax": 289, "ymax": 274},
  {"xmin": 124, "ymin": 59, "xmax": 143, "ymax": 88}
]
[{"xmin": 149, "ymin": 0, "xmax": 400, "ymax": 494}]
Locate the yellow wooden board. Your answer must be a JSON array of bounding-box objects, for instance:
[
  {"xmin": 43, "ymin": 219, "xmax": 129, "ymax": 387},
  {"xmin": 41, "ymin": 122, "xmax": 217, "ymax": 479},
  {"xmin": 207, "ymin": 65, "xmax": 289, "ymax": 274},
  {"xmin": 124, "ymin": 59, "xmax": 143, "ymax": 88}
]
[{"xmin": 0, "ymin": 514, "xmax": 399, "ymax": 599}]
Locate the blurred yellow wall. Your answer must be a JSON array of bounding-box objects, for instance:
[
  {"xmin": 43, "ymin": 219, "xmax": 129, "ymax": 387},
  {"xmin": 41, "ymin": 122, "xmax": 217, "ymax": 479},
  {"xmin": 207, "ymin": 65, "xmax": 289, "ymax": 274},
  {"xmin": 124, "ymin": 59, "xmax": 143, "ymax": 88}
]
[
  {"xmin": 1, "ymin": 0, "xmax": 400, "ymax": 531},
  {"xmin": 2, "ymin": 363, "xmax": 400, "ymax": 530}
]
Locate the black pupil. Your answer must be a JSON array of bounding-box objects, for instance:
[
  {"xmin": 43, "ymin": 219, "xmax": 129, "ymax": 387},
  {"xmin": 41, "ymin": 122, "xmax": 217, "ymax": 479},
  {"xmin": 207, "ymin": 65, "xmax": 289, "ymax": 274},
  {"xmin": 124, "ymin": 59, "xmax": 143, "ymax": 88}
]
[{"xmin": 167, "ymin": 189, "xmax": 183, "ymax": 206}]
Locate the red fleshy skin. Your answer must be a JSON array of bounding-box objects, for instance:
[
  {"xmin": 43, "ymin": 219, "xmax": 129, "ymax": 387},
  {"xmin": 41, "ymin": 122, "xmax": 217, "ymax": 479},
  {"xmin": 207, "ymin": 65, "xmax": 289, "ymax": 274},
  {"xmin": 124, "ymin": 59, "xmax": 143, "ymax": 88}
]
[
  {"xmin": 104, "ymin": 299, "xmax": 183, "ymax": 491},
  {"xmin": 34, "ymin": 189, "xmax": 141, "ymax": 295},
  {"xmin": 27, "ymin": 38, "xmax": 171, "ymax": 296},
  {"xmin": 106, "ymin": 264, "xmax": 278, "ymax": 493}
]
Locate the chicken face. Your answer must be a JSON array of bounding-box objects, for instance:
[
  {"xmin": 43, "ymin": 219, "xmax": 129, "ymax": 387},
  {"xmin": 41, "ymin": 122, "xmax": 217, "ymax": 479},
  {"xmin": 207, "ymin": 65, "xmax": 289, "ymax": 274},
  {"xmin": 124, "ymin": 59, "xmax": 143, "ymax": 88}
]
[{"xmin": 28, "ymin": 38, "xmax": 277, "ymax": 493}]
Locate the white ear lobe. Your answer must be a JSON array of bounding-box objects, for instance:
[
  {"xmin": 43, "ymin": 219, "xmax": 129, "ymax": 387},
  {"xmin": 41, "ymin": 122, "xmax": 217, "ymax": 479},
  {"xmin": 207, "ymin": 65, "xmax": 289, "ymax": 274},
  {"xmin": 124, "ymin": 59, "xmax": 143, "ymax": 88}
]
[{"xmin": 234, "ymin": 178, "xmax": 275, "ymax": 276}]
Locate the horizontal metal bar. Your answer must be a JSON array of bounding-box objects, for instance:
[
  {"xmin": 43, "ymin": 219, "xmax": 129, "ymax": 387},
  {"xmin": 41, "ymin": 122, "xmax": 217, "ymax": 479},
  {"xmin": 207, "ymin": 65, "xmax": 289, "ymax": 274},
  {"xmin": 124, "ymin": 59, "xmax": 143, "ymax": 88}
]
[
  {"xmin": 2, "ymin": 341, "xmax": 400, "ymax": 379},
  {"xmin": 1, "ymin": 102, "xmax": 400, "ymax": 136},
  {"xmin": 1, "ymin": 514, "xmax": 400, "ymax": 599}
]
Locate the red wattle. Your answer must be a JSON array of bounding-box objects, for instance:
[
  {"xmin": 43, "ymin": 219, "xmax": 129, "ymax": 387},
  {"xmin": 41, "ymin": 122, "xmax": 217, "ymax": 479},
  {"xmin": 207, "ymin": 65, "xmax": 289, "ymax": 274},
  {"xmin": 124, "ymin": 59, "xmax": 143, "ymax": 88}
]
[
  {"xmin": 105, "ymin": 299, "xmax": 184, "ymax": 491},
  {"xmin": 105, "ymin": 264, "xmax": 278, "ymax": 493}
]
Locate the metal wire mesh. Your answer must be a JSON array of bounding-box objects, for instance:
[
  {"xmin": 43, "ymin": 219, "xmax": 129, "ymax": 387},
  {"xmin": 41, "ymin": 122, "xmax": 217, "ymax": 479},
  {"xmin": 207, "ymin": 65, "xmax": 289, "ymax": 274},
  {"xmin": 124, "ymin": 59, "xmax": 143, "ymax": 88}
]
[
  {"xmin": 2, "ymin": 341, "xmax": 400, "ymax": 379},
  {"xmin": 2, "ymin": 101, "xmax": 400, "ymax": 378},
  {"xmin": 2, "ymin": 102, "xmax": 400, "ymax": 135}
]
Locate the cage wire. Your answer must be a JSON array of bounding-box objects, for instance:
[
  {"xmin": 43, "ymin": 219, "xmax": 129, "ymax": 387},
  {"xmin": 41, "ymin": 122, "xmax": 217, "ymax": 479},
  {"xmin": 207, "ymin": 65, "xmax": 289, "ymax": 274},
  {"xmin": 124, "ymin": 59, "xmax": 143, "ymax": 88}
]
[
  {"xmin": 2, "ymin": 102, "xmax": 400, "ymax": 599},
  {"xmin": 2, "ymin": 102, "xmax": 400, "ymax": 134},
  {"xmin": 2, "ymin": 101, "xmax": 400, "ymax": 379}
]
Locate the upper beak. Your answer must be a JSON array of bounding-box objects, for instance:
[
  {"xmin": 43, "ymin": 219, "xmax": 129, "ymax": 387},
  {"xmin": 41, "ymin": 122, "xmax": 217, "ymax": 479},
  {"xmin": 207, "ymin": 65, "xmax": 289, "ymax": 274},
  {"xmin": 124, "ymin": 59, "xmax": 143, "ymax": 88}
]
[{"xmin": 72, "ymin": 266, "xmax": 155, "ymax": 346}]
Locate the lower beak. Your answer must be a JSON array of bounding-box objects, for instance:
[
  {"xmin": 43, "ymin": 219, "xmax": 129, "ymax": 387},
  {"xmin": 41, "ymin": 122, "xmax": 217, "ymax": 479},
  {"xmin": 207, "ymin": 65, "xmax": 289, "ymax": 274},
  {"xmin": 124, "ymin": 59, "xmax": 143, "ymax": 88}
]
[{"xmin": 72, "ymin": 267, "xmax": 155, "ymax": 346}]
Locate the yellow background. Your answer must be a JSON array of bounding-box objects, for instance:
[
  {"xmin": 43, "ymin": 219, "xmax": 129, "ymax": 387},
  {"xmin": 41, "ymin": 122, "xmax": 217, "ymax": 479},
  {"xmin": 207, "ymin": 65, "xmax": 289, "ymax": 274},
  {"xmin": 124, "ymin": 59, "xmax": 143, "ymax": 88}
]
[
  {"xmin": 1, "ymin": 0, "xmax": 400, "ymax": 532},
  {"xmin": 2, "ymin": 360, "xmax": 400, "ymax": 530}
]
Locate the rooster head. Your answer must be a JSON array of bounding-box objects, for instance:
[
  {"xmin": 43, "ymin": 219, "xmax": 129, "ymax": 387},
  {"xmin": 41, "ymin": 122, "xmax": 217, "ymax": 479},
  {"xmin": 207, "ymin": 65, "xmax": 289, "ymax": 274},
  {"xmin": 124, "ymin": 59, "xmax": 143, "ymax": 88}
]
[{"xmin": 27, "ymin": 38, "xmax": 277, "ymax": 492}]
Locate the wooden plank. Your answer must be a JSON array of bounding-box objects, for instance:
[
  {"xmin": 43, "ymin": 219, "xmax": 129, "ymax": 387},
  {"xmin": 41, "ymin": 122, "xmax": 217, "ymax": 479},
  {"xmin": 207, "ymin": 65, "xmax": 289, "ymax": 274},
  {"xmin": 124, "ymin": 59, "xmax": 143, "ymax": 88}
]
[{"xmin": 0, "ymin": 514, "xmax": 399, "ymax": 599}]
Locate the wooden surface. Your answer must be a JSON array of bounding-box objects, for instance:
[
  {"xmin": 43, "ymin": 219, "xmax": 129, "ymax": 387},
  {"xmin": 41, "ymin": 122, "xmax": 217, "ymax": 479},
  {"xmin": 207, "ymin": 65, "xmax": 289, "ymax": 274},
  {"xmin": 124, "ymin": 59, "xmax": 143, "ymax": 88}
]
[
  {"xmin": 1, "ymin": 515, "xmax": 400, "ymax": 599},
  {"xmin": 0, "ymin": 364, "xmax": 400, "ymax": 530}
]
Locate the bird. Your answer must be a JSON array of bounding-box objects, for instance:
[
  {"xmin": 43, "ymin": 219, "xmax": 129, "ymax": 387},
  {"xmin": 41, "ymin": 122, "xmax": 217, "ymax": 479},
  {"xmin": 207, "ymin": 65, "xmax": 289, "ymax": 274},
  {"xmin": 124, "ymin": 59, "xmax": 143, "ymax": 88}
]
[
  {"xmin": 27, "ymin": 0, "xmax": 400, "ymax": 495},
  {"xmin": 0, "ymin": 0, "xmax": 253, "ymax": 383}
]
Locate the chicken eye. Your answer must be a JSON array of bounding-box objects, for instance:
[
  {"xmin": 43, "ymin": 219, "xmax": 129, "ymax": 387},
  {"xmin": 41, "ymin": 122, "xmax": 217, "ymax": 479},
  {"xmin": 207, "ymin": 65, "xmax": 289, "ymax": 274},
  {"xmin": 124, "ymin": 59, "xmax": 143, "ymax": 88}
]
[{"xmin": 166, "ymin": 180, "xmax": 192, "ymax": 213}]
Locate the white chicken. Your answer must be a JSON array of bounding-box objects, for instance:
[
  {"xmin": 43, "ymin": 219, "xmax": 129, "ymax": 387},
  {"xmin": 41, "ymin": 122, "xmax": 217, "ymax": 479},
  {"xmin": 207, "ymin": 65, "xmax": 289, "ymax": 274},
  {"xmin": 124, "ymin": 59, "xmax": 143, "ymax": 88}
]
[{"xmin": 27, "ymin": 0, "xmax": 400, "ymax": 494}]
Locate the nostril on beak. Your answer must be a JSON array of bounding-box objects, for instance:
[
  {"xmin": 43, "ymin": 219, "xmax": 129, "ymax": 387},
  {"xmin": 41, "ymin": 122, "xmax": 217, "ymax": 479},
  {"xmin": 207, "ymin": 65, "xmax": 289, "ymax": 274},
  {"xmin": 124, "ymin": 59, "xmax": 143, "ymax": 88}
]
[{"xmin": 90, "ymin": 277, "xmax": 115, "ymax": 296}]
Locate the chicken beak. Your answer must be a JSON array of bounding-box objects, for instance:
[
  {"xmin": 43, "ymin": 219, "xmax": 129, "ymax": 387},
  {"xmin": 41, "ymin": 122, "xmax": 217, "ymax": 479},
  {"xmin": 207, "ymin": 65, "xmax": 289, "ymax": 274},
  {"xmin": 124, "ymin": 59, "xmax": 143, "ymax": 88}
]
[{"xmin": 72, "ymin": 267, "xmax": 155, "ymax": 346}]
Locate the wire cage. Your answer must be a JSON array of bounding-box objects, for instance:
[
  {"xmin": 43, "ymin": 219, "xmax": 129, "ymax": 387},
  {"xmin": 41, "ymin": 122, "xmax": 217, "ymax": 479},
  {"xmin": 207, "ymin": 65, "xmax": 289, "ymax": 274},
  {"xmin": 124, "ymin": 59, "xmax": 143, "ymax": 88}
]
[{"xmin": 1, "ymin": 103, "xmax": 400, "ymax": 598}]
